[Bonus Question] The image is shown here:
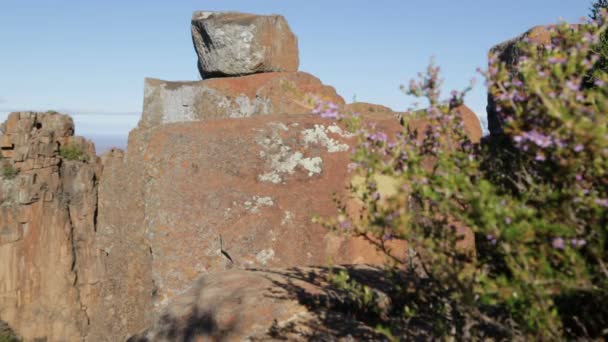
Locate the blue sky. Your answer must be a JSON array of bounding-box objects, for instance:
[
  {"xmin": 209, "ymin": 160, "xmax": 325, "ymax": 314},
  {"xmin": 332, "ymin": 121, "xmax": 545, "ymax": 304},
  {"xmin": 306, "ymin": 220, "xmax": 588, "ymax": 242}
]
[{"xmin": 0, "ymin": 0, "xmax": 590, "ymax": 150}]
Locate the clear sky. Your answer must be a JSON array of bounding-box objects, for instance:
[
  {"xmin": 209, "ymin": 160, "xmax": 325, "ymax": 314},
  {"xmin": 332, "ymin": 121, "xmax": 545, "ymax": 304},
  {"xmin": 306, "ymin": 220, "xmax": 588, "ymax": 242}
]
[{"xmin": 0, "ymin": 0, "xmax": 590, "ymax": 151}]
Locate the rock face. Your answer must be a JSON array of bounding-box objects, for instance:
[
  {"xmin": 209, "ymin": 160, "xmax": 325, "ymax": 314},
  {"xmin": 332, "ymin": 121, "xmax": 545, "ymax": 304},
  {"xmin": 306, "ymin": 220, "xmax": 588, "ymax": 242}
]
[
  {"xmin": 129, "ymin": 266, "xmax": 390, "ymax": 341},
  {"xmin": 101, "ymin": 112, "xmax": 407, "ymax": 317},
  {"xmin": 486, "ymin": 26, "xmax": 552, "ymax": 136},
  {"xmin": 0, "ymin": 112, "xmax": 101, "ymax": 341},
  {"xmin": 0, "ymin": 10, "xmax": 487, "ymax": 342},
  {"xmin": 192, "ymin": 11, "xmax": 299, "ymax": 78},
  {"xmin": 141, "ymin": 72, "xmax": 344, "ymax": 128}
]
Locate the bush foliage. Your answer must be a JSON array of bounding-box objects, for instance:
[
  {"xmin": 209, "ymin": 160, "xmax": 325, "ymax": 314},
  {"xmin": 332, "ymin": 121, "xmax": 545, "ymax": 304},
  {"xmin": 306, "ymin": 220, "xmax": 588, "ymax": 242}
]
[
  {"xmin": 59, "ymin": 143, "xmax": 89, "ymax": 162},
  {"xmin": 1, "ymin": 164, "xmax": 17, "ymax": 180},
  {"xmin": 316, "ymin": 14, "xmax": 608, "ymax": 340}
]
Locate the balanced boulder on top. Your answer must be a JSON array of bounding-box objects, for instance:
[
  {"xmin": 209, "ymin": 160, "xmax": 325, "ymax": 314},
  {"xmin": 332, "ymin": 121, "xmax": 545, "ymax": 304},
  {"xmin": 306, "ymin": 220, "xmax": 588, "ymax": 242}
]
[{"xmin": 191, "ymin": 11, "xmax": 299, "ymax": 78}]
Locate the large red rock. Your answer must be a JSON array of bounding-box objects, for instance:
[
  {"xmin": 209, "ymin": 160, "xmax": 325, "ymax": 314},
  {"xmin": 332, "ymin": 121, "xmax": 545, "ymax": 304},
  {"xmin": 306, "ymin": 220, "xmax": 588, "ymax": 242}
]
[
  {"xmin": 191, "ymin": 11, "xmax": 299, "ymax": 78},
  {"xmin": 99, "ymin": 114, "xmax": 405, "ymax": 315}
]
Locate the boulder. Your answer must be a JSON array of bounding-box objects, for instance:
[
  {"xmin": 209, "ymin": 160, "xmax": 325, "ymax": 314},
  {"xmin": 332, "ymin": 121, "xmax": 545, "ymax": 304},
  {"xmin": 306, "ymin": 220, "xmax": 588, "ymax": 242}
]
[
  {"xmin": 128, "ymin": 266, "xmax": 390, "ymax": 341},
  {"xmin": 486, "ymin": 26, "xmax": 552, "ymax": 135},
  {"xmin": 99, "ymin": 113, "xmax": 407, "ymax": 317},
  {"xmin": 191, "ymin": 11, "xmax": 299, "ymax": 78},
  {"xmin": 141, "ymin": 71, "xmax": 344, "ymax": 128},
  {"xmin": 343, "ymin": 102, "xmax": 397, "ymax": 115},
  {"xmin": 406, "ymin": 104, "xmax": 482, "ymax": 144}
]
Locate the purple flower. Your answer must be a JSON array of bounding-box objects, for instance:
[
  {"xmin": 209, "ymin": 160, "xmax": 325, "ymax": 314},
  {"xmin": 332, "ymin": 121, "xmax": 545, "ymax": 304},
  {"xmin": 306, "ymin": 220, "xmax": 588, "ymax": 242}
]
[
  {"xmin": 505, "ymin": 217, "xmax": 512, "ymax": 224},
  {"xmin": 548, "ymin": 56, "xmax": 567, "ymax": 64},
  {"xmin": 517, "ymin": 130, "xmax": 554, "ymax": 149},
  {"xmin": 371, "ymin": 192, "xmax": 380, "ymax": 201},
  {"xmin": 383, "ymin": 233, "xmax": 396, "ymax": 241},
  {"xmin": 552, "ymin": 237, "xmax": 565, "ymax": 250},
  {"xmin": 566, "ymin": 81, "xmax": 579, "ymax": 91},
  {"xmin": 339, "ymin": 220, "xmax": 352, "ymax": 230},
  {"xmin": 595, "ymin": 198, "xmax": 608, "ymax": 207},
  {"xmin": 574, "ymin": 144, "xmax": 584, "ymax": 152},
  {"xmin": 486, "ymin": 234, "xmax": 497, "ymax": 245},
  {"xmin": 570, "ymin": 239, "xmax": 587, "ymax": 248},
  {"xmin": 321, "ymin": 111, "xmax": 337, "ymax": 119},
  {"xmin": 575, "ymin": 174, "xmax": 583, "ymax": 181},
  {"xmin": 595, "ymin": 79, "xmax": 605, "ymax": 87},
  {"xmin": 347, "ymin": 162, "xmax": 359, "ymax": 173},
  {"xmin": 367, "ymin": 131, "xmax": 388, "ymax": 143},
  {"xmin": 535, "ymin": 153, "xmax": 546, "ymax": 161}
]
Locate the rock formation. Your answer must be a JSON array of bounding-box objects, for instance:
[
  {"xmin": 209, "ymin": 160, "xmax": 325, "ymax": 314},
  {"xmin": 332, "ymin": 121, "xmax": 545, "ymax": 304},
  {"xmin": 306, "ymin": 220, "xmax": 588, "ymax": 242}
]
[
  {"xmin": 128, "ymin": 266, "xmax": 391, "ymax": 341},
  {"xmin": 141, "ymin": 72, "xmax": 343, "ymax": 128},
  {"xmin": 191, "ymin": 11, "xmax": 299, "ymax": 78},
  {"xmin": 486, "ymin": 26, "xmax": 552, "ymax": 136},
  {"xmin": 0, "ymin": 10, "xmax": 484, "ymax": 341},
  {"xmin": 0, "ymin": 112, "xmax": 101, "ymax": 341}
]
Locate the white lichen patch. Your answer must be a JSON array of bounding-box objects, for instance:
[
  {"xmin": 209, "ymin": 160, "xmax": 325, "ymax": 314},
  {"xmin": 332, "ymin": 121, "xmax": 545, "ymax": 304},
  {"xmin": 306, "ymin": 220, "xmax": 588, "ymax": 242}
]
[
  {"xmin": 327, "ymin": 124, "xmax": 355, "ymax": 138},
  {"xmin": 301, "ymin": 124, "xmax": 350, "ymax": 153},
  {"xmin": 281, "ymin": 211, "xmax": 294, "ymax": 225},
  {"xmin": 230, "ymin": 95, "xmax": 271, "ymax": 118},
  {"xmin": 257, "ymin": 123, "xmax": 324, "ymax": 184},
  {"xmin": 244, "ymin": 195, "xmax": 275, "ymax": 213},
  {"xmin": 256, "ymin": 248, "xmax": 275, "ymax": 265},
  {"xmin": 269, "ymin": 122, "xmax": 289, "ymax": 132},
  {"xmin": 300, "ymin": 156, "xmax": 322, "ymax": 176}
]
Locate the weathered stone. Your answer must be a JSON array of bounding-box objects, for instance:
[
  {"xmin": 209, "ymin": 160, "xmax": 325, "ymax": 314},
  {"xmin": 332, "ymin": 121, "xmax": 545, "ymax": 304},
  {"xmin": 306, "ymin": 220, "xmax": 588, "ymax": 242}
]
[
  {"xmin": 191, "ymin": 11, "xmax": 299, "ymax": 78},
  {"xmin": 486, "ymin": 26, "xmax": 552, "ymax": 135},
  {"xmin": 141, "ymin": 72, "xmax": 344, "ymax": 129},
  {"xmin": 0, "ymin": 112, "xmax": 101, "ymax": 342},
  {"xmin": 100, "ymin": 113, "xmax": 405, "ymax": 317},
  {"xmin": 407, "ymin": 104, "xmax": 482, "ymax": 144},
  {"xmin": 85, "ymin": 145, "xmax": 155, "ymax": 342},
  {"xmin": 128, "ymin": 266, "xmax": 390, "ymax": 341},
  {"xmin": 344, "ymin": 102, "xmax": 397, "ymax": 115}
]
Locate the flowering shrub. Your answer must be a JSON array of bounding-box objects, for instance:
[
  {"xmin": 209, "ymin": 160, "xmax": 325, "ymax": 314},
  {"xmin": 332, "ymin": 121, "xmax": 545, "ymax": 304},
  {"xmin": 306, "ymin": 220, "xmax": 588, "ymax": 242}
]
[{"xmin": 315, "ymin": 14, "xmax": 608, "ymax": 340}]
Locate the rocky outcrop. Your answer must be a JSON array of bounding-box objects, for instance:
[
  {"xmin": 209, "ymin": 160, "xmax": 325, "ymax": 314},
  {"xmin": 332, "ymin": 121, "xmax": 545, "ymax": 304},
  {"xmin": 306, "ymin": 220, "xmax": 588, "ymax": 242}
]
[
  {"xmin": 486, "ymin": 26, "xmax": 552, "ymax": 136},
  {"xmin": 0, "ymin": 112, "xmax": 101, "ymax": 341},
  {"xmin": 100, "ymin": 112, "xmax": 408, "ymax": 317},
  {"xmin": 192, "ymin": 11, "xmax": 299, "ymax": 78},
  {"xmin": 141, "ymin": 72, "xmax": 344, "ymax": 128},
  {"xmin": 0, "ymin": 10, "xmax": 487, "ymax": 342},
  {"xmin": 128, "ymin": 266, "xmax": 390, "ymax": 341},
  {"xmin": 344, "ymin": 102, "xmax": 397, "ymax": 116}
]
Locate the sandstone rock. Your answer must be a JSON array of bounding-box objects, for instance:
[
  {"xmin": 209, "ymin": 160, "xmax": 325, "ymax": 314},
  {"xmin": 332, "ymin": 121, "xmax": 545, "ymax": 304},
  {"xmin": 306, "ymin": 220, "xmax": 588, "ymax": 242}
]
[
  {"xmin": 84, "ymin": 145, "xmax": 155, "ymax": 342},
  {"xmin": 406, "ymin": 104, "xmax": 482, "ymax": 144},
  {"xmin": 486, "ymin": 26, "xmax": 552, "ymax": 135},
  {"xmin": 100, "ymin": 113, "xmax": 405, "ymax": 316},
  {"xmin": 128, "ymin": 266, "xmax": 389, "ymax": 341},
  {"xmin": 191, "ymin": 11, "xmax": 299, "ymax": 78},
  {"xmin": 141, "ymin": 72, "xmax": 343, "ymax": 129},
  {"xmin": 344, "ymin": 102, "xmax": 396, "ymax": 115},
  {"xmin": 0, "ymin": 112, "xmax": 102, "ymax": 341}
]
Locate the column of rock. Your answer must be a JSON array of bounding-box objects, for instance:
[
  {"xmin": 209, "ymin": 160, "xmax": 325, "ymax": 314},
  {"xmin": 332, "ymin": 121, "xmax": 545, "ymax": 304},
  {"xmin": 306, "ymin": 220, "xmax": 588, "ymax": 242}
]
[{"xmin": 0, "ymin": 112, "xmax": 101, "ymax": 341}]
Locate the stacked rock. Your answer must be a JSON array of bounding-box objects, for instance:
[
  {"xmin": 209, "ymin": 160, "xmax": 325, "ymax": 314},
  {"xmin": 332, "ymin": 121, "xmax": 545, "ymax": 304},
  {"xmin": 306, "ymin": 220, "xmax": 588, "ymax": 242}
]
[
  {"xmin": 191, "ymin": 11, "xmax": 299, "ymax": 78},
  {"xmin": 141, "ymin": 10, "xmax": 344, "ymax": 129}
]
